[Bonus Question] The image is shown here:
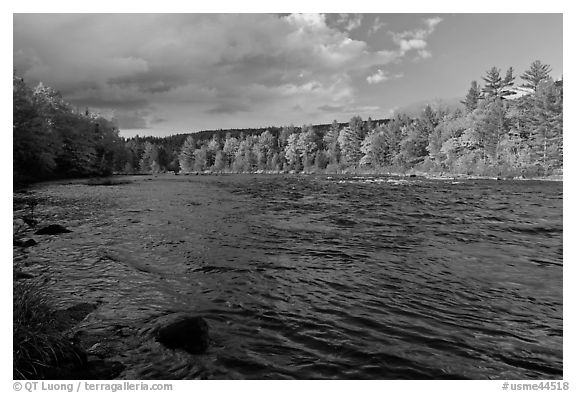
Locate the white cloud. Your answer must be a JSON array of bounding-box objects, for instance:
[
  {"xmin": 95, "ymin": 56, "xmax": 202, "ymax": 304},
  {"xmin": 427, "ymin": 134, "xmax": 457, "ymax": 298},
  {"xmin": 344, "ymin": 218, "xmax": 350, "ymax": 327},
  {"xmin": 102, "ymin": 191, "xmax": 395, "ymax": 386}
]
[
  {"xmin": 368, "ymin": 16, "xmax": 386, "ymax": 36},
  {"xmin": 391, "ymin": 16, "xmax": 443, "ymax": 56},
  {"xmin": 366, "ymin": 69, "xmax": 389, "ymax": 84},
  {"xmin": 425, "ymin": 17, "xmax": 443, "ymax": 30},
  {"xmin": 335, "ymin": 13, "xmax": 364, "ymax": 32},
  {"xmin": 417, "ymin": 50, "xmax": 432, "ymax": 59},
  {"xmin": 366, "ymin": 69, "xmax": 403, "ymax": 84}
]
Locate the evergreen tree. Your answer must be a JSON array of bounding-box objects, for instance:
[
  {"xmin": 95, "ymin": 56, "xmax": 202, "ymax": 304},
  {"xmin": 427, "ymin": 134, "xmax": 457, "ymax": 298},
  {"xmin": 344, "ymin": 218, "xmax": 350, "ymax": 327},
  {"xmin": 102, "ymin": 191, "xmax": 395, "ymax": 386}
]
[
  {"xmin": 482, "ymin": 66, "xmax": 515, "ymax": 99},
  {"xmin": 520, "ymin": 60, "xmax": 552, "ymax": 93},
  {"xmin": 526, "ymin": 78, "xmax": 563, "ymax": 174},
  {"xmin": 462, "ymin": 81, "xmax": 482, "ymax": 112}
]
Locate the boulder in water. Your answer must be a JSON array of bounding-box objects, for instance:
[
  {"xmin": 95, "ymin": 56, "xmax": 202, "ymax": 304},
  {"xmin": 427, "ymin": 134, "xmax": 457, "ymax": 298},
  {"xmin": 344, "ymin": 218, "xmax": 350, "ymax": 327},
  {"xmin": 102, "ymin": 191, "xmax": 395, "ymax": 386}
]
[
  {"xmin": 14, "ymin": 271, "xmax": 34, "ymax": 280},
  {"xmin": 35, "ymin": 224, "xmax": 72, "ymax": 235},
  {"xmin": 14, "ymin": 238, "xmax": 37, "ymax": 247},
  {"xmin": 155, "ymin": 315, "xmax": 210, "ymax": 354}
]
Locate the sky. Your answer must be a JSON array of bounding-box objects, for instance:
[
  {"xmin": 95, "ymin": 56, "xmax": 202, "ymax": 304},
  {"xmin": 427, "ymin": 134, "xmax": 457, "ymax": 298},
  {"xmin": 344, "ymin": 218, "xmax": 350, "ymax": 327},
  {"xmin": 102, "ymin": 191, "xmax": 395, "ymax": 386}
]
[{"xmin": 13, "ymin": 13, "xmax": 563, "ymax": 137}]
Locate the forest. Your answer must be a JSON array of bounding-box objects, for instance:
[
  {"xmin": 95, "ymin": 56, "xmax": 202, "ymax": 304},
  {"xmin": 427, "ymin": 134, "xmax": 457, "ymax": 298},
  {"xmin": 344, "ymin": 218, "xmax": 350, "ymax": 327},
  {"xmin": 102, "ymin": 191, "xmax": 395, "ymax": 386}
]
[{"xmin": 13, "ymin": 60, "xmax": 563, "ymax": 184}]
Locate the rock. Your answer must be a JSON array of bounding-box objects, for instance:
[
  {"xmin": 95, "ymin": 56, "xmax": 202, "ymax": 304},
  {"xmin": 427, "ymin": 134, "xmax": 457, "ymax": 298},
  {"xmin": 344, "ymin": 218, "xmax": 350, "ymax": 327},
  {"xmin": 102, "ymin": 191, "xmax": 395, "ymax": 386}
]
[
  {"xmin": 23, "ymin": 216, "xmax": 38, "ymax": 228},
  {"xmin": 35, "ymin": 224, "xmax": 72, "ymax": 235},
  {"xmin": 53, "ymin": 303, "xmax": 98, "ymax": 330},
  {"xmin": 14, "ymin": 271, "xmax": 34, "ymax": 280},
  {"xmin": 155, "ymin": 315, "xmax": 210, "ymax": 354},
  {"xmin": 14, "ymin": 238, "xmax": 37, "ymax": 247}
]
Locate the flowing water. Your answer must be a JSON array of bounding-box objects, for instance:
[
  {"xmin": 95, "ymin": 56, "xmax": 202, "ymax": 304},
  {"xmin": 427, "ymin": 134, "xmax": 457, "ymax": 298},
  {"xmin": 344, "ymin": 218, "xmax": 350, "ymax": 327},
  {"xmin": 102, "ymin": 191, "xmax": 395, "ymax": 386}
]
[{"xmin": 14, "ymin": 174, "xmax": 563, "ymax": 379}]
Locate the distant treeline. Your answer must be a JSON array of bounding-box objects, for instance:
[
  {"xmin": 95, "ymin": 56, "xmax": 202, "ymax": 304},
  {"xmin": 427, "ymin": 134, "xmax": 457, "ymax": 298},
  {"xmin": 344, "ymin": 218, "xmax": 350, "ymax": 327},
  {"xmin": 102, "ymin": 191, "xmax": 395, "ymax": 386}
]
[{"xmin": 13, "ymin": 60, "xmax": 562, "ymax": 184}]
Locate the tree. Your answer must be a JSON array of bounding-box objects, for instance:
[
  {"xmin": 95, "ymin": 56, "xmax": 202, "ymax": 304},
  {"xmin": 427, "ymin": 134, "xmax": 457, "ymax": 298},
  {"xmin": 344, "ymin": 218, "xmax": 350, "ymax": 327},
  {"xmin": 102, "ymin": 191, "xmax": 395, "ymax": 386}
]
[
  {"xmin": 360, "ymin": 127, "xmax": 391, "ymax": 167},
  {"xmin": 476, "ymin": 98, "xmax": 510, "ymax": 163},
  {"xmin": 297, "ymin": 126, "xmax": 318, "ymax": 170},
  {"xmin": 520, "ymin": 60, "xmax": 552, "ymax": 93},
  {"xmin": 482, "ymin": 66, "xmax": 515, "ymax": 99},
  {"xmin": 254, "ymin": 130, "xmax": 276, "ymax": 170},
  {"xmin": 213, "ymin": 151, "xmax": 226, "ymax": 172},
  {"xmin": 178, "ymin": 136, "xmax": 196, "ymax": 173},
  {"xmin": 284, "ymin": 133, "xmax": 301, "ymax": 170},
  {"xmin": 525, "ymin": 78, "xmax": 563, "ymax": 174},
  {"xmin": 395, "ymin": 122, "xmax": 429, "ymax": 167},
  {"xmin": 13, "ymin": 76, "xmax": 59, "ymax": 182},
  {"xmin": 323, "ymin": 120, "xmax": 341, "ymax": 165},
  {"xmin": 206, "ymin": 136, "xmax": 221, "ymax": 168},
  {"xmin": 233, "ymin": 136, "xmax": 257, "ymax": 172},
  {"xmin": 194, "ymin": 146, "xmax": 208, "ymax": 171},
  {"xmin": 338, "ymin": 116, "xmax": 364, "ymax": 167},
  {"xmin": 222, "ymin": 135, "xmax": 240, "ymax": 168},
  {"xmin": 139, "ymin": 142, "xmax": 160, "ymax": 173},
  {"xmin": 462, "ymin": 81, "xmax": 482, "ymax": 112}
]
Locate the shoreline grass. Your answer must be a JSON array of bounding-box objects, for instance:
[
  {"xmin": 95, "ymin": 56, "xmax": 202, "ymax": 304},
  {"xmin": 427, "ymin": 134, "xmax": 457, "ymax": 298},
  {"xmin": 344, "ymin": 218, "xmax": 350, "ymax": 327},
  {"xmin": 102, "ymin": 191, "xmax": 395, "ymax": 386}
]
[{"xmin": 13, "ymin": 280, "xmax": 85, "ymax": 379}]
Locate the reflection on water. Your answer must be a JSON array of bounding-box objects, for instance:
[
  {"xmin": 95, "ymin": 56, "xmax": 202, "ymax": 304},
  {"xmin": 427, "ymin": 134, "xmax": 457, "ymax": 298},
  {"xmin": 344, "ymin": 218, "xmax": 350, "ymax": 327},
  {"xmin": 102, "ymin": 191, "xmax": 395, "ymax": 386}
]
[{"xmin": 18, "ymin": 175, "xmax": 562, "ymax": 379}]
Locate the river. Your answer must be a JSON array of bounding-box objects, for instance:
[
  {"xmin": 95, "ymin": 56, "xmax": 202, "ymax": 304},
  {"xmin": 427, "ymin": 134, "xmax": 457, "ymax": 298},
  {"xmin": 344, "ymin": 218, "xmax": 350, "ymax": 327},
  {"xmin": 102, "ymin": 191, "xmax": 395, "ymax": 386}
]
[{"xmin": 14, "ymin": 174, "xmax": 563, "ymax": 379}]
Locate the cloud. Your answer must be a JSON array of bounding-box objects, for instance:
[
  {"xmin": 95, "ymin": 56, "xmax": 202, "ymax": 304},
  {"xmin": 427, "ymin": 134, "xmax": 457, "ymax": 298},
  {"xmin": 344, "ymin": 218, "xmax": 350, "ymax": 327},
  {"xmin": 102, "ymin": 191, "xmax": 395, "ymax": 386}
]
[
  {"xmin": 335, "ymin": 13, "xmax": 364, "ymax": 32},
  {"xmin": 368, "ymin": 16, "xmax": 386, "ymax": 36},
  {"xmin": 206, "ymin": 101, "xmax": 251, "ymax": 115},
  {"xmin": 13, "ymin": 14, "xmax": 441, "ymax": 132},
  {"xmin": 112, "ymin": 109, "xmax": 152, "ymax": 129},
  {"xmin": 366, "ymin": 69, "xmax": 403, "ymax": 84},
  {"xmin": 391, "ymin": 16, "xmax": 443, "ymax": 56}
]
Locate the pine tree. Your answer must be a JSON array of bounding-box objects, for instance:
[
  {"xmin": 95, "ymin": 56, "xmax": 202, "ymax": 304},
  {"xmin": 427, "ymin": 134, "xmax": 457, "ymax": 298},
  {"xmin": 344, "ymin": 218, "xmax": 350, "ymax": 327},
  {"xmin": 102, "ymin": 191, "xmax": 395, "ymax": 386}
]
[
  {"xmin": 482, "ymin": 67, "xmax": 503, "ymax": 98},
  {"xmin": 520, "ymin": 60, "xmax": 552, "ymax": 93},
  {"xmin": 462, "ymin": 81, "xmax": 482, "ymax": 112},
  {"xmin": 482, "ymin": 66, "xmax": 515, "ymax": 99},
  {"xmin": 526, "ymin": 78, "xmax": 563, "ymax": 175},
  {"xmin": 501, "ymin": 67, "xmax": 516, "ymax": 98}
]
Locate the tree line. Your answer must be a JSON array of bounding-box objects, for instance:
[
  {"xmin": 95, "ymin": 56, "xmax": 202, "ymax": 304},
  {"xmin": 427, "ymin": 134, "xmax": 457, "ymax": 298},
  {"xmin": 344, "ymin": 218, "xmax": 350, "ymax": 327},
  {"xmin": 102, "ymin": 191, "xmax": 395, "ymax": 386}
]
[
  {"xmin": 13, "ymin": 74, "xmax": 124, "ymax": 185},
  {"xmin": 13, "ymin": 60, "xmax": 562, "ymax": 183}
]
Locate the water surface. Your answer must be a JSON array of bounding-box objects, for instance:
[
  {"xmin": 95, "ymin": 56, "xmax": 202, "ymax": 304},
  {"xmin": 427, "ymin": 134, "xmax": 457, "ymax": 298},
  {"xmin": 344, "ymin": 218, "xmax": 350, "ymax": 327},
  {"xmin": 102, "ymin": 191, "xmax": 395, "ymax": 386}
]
[{"xmin": 16, "ymin": 175, "xmax": 563, "ymax": 379}]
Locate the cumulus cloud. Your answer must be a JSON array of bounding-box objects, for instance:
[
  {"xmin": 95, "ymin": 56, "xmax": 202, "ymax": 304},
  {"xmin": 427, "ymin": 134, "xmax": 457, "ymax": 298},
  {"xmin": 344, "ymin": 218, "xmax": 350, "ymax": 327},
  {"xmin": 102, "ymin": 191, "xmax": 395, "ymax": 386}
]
[
  {"xmin": 391, "ymin": 16, "xmax": 443, "ymax": 57},
  {"xmin": 13, "ymin": 14, "xmax": 441, "ymax": 131},
  {"xmin": 366, "ymin": 69, "xmax": 403, "ymax": 84}
]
